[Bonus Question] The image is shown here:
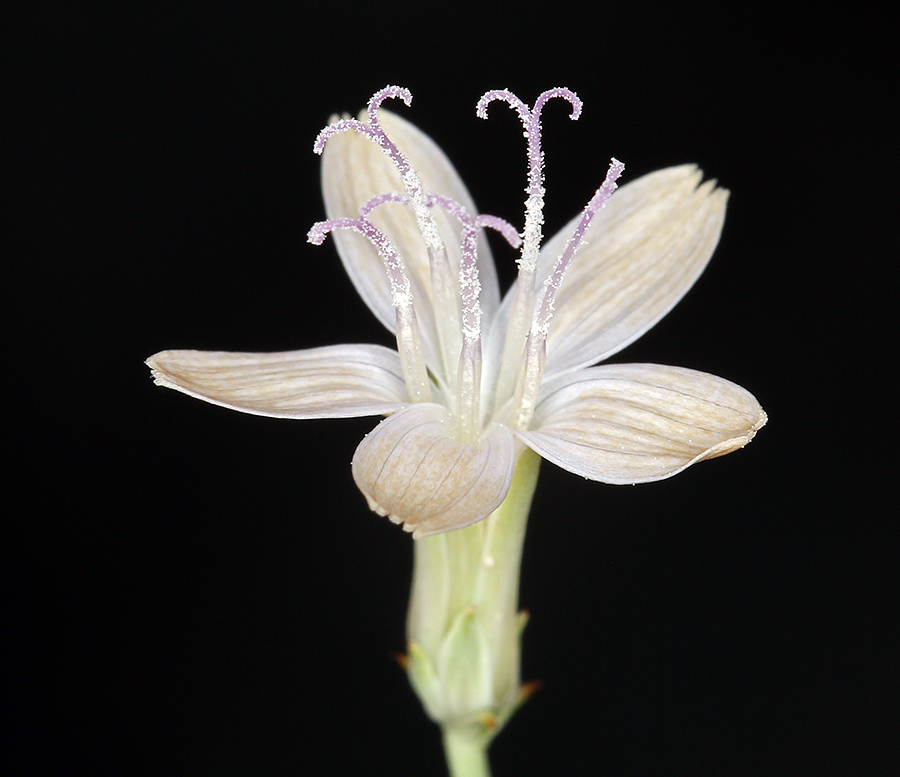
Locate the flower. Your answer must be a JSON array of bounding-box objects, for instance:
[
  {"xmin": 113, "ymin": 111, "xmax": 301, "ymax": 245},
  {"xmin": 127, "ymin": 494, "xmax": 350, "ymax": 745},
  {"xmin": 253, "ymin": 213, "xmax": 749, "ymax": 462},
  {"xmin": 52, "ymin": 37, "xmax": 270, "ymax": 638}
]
[{"xmin": 147, "ymin": 86, "xmax": 765, "ymax": 538}]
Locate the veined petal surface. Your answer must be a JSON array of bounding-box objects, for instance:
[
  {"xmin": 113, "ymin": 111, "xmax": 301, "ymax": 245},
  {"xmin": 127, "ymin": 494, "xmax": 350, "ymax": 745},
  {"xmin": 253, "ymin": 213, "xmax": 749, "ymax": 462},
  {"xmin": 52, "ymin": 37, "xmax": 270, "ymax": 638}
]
[
  {"xmin": 517, "ymin": 364, "xmax": 766, "ymax": 483},
  {"xmin": 536, "ymin": 165, "xmax": 729, "ymax": 375},
  {"xmin": 321, "ymin": 110, "xmax": 500, "ymax": 371},
  {"xmin": 352, "ymin": 403, "xmax": 517, "ymax": 538},
  {"xmin": 147, "ymin": 344, "xmax": 409, "ymax": 419}
]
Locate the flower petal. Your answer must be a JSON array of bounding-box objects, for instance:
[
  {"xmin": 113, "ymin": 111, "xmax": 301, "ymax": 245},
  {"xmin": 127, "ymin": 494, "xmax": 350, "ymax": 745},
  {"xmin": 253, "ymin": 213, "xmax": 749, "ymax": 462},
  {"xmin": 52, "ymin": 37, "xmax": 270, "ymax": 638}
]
[
  {"xmin": 518, "ymin": 364, "xmax": 766, "ymax": 483},
  {"xmin": 537, "ymin": 165, "xmax": 729, "ymax": 375},
  {"xmin": 321, "ymin": 110, "xmax": 500, "ymax": 372},
  {"xmin": 351, "ymin": 403, "xmax": 516, "ymax": 538},
  {"xmin": 147, "ymin": 344, "xmax": 409, "ymax": 419}
]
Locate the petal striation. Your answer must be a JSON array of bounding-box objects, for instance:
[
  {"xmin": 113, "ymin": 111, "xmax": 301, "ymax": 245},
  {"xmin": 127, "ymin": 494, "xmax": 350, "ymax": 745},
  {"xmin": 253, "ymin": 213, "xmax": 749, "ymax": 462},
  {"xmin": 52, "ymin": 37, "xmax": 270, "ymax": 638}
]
[
  {"xmin": 352, "ymin": 404, "xmax": 517, "ymax": 537},
  {"xmin": 147, "ymin": 344, "xmax": 409, "ymax": 419},
  {"xmin": 538, "ymin": 165, "xmax": 729, "ymax": 375},
  {"xmin": 518, "ymin": 364, "xmax": 766, "ymax": 483}
]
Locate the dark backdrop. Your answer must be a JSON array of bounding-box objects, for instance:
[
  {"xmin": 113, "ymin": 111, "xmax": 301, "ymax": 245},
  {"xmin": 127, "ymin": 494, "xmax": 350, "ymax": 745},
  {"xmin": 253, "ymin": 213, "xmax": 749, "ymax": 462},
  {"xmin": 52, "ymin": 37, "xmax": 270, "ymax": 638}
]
[{"xmin": 7, "ymin": 3, "xmax": 890, "ymax": 775}]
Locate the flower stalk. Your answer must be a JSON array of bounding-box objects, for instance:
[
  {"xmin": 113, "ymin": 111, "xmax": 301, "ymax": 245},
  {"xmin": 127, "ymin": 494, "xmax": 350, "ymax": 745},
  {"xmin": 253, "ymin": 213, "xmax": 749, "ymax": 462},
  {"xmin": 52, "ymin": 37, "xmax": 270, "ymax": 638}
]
[{"xmin": 442, "ymin": 727, "xmax": 492, "ymax": 777}]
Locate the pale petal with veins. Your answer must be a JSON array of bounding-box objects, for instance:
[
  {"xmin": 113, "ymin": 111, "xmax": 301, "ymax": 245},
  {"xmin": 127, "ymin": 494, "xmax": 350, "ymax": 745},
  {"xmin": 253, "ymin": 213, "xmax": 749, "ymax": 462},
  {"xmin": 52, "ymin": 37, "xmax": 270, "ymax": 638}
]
[
  {"xmin": 519, "ymin": 364, "xmax": 767, "ymax": 483},
  {"xmin": 147, "ymin": 344, "xmax": 409, "ymax": 419},
  {"xmin": 540, "ymin": 166, "xmax": 728, "ymax": 374},
  {"xmin": 352, "ymin": 403, "xmax": 516, "ymax": 538}
]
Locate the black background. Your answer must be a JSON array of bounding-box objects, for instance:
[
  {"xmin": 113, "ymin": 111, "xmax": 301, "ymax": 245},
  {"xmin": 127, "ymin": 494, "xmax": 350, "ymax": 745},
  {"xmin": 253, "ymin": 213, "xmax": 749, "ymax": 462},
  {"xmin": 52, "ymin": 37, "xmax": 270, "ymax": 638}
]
[{"xmin": 6, "ymin": 3, "xmax": 891, "ymax": 775}]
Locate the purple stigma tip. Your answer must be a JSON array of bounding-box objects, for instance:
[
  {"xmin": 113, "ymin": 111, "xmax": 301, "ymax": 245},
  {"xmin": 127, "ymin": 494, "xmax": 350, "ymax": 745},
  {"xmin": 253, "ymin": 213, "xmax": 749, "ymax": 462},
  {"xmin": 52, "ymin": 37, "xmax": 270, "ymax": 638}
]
[
  {"xmin": 307, "ymin": 222, "xmax": 329, "ymax": 245},
  {"xmin": 368, "ymin": 85, "xmax": 413, "ymax": 120}
]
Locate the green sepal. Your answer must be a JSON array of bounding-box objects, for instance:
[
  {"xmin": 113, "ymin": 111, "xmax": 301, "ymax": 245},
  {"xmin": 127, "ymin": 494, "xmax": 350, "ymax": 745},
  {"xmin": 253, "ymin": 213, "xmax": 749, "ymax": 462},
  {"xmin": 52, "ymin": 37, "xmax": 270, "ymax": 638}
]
[
  {"xmin": 406, "ymin": 641, "xmax": 444, "ymax": 722},
  {"xmin": 437, "ymin": 605, "xmax": 494, "ymax": 720}
]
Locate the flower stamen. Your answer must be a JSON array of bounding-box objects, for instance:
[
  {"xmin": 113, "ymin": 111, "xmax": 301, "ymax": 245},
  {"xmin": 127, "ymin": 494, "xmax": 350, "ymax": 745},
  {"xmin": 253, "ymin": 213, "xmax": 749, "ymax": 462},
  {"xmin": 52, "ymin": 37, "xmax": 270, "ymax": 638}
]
[
  {"xmin": 310, "ymin": 189, "xmax": 521, "ymax": 423},
  {"xmin": 476, "ymin": 88, "xmax": 583, "ymax": 419},
  {"xmin": 533, "ymin": 158, "xmax": 625, "ymax": 339},
  {"xmin": 308, "ymin": 204, "xmax": 431, "ymax": 403},
  {"xmin": 428, "ymin": 194, "xmax": 521, "ymax": 441},
  {"xmin": 505, "ymin": 158, "xmax": 624, "ymax": 430},
  {"xmin": 314, "ymin": 86, "xmax": 463, "ymax": 382},
  {"xmin": 477, "ymin": 88, "xmax": 582, "ymax": 273}
]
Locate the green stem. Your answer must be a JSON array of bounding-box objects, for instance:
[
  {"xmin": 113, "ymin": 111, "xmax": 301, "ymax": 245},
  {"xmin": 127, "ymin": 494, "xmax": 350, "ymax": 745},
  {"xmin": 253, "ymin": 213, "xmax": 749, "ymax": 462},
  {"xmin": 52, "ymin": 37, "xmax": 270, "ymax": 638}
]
[{"xmin": 442, "ymin": 726, "xmax": 491, "ymax": 777}]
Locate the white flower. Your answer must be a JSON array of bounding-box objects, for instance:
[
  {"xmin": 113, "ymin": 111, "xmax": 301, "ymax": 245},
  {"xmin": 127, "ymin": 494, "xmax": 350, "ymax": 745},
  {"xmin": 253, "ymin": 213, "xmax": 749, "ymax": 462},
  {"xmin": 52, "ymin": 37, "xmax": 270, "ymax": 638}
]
[{"xmin": 147, "ymin": 86, "xmax": 766, "ymax": 538}]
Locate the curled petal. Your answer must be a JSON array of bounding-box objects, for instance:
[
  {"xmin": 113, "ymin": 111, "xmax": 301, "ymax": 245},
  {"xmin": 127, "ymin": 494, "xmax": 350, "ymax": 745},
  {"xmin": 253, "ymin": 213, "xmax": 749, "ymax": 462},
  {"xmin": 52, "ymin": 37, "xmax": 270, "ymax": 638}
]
[
  {"xmin": 536, "ymin": 165, "xmax": 729, "ymax": 375},
  {"xmin": 517, "ymin": 364, "xmax": 766, "ymax": 483},
  {"xmin": 352, "ymin": 404, "xmax": 516, "ymax": 538},
  {"xmin": 146, "ymin": 344, "xmax": 409, "ymax": 419}
]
